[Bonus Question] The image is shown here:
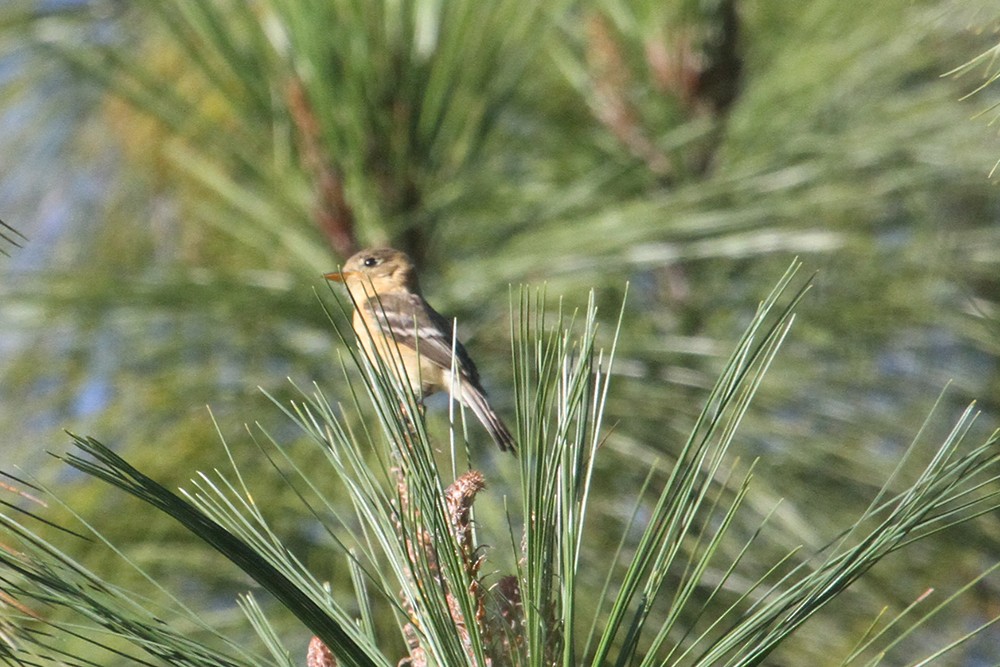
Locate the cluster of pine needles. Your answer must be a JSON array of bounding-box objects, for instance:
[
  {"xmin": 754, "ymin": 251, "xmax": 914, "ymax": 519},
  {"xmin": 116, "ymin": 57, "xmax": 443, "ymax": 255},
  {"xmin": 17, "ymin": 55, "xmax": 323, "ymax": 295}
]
[{"xmin": 2, "ymin": 262, "xmax": 1000, "ymax": 666}]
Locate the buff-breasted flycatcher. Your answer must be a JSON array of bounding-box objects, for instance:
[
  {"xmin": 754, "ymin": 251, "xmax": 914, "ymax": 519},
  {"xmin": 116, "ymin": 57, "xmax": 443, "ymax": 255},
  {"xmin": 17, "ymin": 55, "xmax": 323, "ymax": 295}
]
[{"xmin": 325, "ymin": 248, "xmax": 516, "ymax": 452}]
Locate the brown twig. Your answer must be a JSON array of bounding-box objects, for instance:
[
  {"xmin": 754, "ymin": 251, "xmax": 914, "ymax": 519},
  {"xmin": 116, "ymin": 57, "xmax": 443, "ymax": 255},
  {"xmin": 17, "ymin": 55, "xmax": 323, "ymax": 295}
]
[
  {"xmin": 306, "ymin": 635, "xmax": 338, "ymax": 667},
  {"xmin": 307, "ymin": 469, "xmax": 520, "ymax": 667},
  {"xmin": 586, "ymin": 13, "xmax": 674, "ymax": 180},
  {"xmin": 691, "ymin": 0, "xmax": 742, "ymax": 116},
  {"xmin": 494, "ymin": 575, "xmax": 523, "ymax": 655},
  {"xmin": 585, "ymin": 1, "xmax": 744, "ymax": 180},
  {"xmin": 286, "ymin": 77, "xmax": 358, "ymax": 258},
  {"xmin": 395, "ymin": 468, "xmax": 491, "ymax": 666}
]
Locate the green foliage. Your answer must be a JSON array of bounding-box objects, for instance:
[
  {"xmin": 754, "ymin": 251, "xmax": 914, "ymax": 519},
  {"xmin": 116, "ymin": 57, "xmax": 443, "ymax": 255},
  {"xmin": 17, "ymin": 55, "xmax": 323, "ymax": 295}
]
[
  {"xmin": 3, "ymin": 0, "xmax": 1000, "ymax": 664},
  {"xmin": 2, "ymin": 268, "xmax": 1000, "ymax": 665}
]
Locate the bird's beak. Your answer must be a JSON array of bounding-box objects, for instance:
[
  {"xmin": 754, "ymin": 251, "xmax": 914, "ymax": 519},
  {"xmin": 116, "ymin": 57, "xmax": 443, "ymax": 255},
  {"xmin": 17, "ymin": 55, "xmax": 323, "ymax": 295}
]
[{"xmin": 324, "ymin": 271, "xmax": 355, "ymax": 282}]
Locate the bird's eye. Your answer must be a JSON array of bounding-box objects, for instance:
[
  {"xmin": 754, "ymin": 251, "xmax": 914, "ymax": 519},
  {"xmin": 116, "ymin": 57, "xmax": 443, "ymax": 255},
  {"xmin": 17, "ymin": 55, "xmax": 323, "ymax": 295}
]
[{"xmin": 363, "ymin": 257, "xmax": 379, "ymax": 268}]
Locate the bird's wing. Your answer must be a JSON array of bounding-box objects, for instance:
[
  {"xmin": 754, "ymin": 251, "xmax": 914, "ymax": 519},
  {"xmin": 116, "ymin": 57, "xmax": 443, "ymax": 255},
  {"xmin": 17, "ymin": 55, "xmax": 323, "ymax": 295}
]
[{"xmin": 363, "ymin": 292, "xmax": 482, "ymax": 384}]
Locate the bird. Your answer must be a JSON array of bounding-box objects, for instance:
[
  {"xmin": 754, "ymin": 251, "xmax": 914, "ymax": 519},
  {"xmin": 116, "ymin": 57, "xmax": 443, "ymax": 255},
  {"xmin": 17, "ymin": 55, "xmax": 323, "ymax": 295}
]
[{"xmin": 324, "ymin": 248, "xmax": 516, "ymax": 452}]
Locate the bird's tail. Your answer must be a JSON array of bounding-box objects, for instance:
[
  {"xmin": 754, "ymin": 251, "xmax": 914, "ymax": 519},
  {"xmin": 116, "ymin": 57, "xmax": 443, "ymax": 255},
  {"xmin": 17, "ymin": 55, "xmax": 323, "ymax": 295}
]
[{"xmin": 459, "ymin": 383, "xmax": 516, "ymax": 453}]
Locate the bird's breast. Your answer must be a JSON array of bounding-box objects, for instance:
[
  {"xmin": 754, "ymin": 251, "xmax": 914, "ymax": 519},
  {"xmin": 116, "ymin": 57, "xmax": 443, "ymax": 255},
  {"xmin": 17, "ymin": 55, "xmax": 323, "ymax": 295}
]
[{"xmin": 352, "ymin": 309, "xmax": 445, "ymax": 396}]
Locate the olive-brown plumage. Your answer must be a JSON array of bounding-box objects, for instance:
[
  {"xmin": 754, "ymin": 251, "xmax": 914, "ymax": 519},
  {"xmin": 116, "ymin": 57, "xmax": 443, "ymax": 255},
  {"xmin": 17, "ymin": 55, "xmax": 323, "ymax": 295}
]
[{"xmin": 325, "ymin": 248, "xmax": 515, "ymax": 452}]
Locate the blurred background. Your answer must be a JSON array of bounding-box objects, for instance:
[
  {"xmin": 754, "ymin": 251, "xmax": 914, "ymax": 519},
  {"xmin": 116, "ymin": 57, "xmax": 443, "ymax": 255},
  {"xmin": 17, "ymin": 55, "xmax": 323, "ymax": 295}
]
[{"xmin": 2, "ymin": 0, "xmax": 1000, "ymax": 664}]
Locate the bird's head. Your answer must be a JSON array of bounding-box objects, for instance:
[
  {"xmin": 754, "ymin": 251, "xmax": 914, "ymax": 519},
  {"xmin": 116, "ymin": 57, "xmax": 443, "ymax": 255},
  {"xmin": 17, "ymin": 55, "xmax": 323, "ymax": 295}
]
[{"xmin": 324, "ymin": 247, "xmax": 420, "ymax": 297}]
